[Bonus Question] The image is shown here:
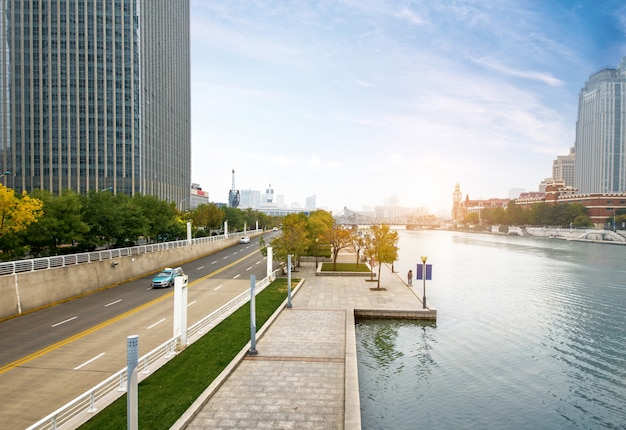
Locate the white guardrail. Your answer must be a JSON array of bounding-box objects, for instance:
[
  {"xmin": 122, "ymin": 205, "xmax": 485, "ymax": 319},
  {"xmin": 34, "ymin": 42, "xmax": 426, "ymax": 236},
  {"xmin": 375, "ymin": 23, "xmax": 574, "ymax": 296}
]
[
  {"xmin": 0, "ymin": 230, "xmax": 262, "ymax": 276},
  {"xmin": 27, "ymin": 268, "xmax": 280, "ymax": 430}
]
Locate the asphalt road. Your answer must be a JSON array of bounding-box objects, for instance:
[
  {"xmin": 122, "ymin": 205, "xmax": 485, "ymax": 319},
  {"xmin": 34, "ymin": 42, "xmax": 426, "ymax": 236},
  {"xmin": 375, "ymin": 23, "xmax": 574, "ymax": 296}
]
[{"xmin": 0, "ymin": 232, "xmax": 279, "ymax": 429}]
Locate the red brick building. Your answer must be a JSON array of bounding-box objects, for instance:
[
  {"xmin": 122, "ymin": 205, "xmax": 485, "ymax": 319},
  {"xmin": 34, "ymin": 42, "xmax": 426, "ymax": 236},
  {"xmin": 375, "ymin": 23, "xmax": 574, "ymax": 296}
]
[{"xmin": 516, "ymin": 181, "xmax": 626, "ymax": 228}]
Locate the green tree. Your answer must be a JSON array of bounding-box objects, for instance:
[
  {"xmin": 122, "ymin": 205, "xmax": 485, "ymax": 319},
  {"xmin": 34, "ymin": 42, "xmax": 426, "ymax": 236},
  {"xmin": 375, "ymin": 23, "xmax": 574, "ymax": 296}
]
[
  {"xmin": 26, "ymin": 189, "xmax": 90, "ymax": 255},
  {"xmin": 270, "ymin": 213, "xmax": 308, "ymax": 269},
  {"xmin": 370, "ymin": 224, "xmax": 399, "ymax": 289},
  {"xmin": 222, "ymin": 206, "xmax": 244, "ymax": 232},
  {"xmin": 187, "ymin": 203, "xmax": 224, "ymax": 234},
  {"xmin": 134, "ymin": 194, "xmax": 181, "ymax": 243},
  {"xmin": 481, "ymin": 207, "xmax": 506, "ymax": 225}
]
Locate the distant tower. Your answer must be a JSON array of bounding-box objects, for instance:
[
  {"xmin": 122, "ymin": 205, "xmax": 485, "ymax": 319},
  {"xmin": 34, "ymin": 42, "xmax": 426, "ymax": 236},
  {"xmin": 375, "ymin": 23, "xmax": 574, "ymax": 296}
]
[
  {"xmin": 265, "ymin": 183, "xmax": 274, "ymax": 203},
  {"xmin": 452, "ymin": 183, "xmax": 463, "ymax": 221},
  {"xmin": 228, "ymin": 169, "xmax": 240, "ymax": 208}
]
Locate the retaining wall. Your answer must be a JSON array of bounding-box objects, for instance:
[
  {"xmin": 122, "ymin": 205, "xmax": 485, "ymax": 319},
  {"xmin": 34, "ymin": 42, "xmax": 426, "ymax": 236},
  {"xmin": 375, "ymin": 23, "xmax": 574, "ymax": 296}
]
[{"xmin": 0, "ymin": 235, "xmax": 247, "ymax": 320}]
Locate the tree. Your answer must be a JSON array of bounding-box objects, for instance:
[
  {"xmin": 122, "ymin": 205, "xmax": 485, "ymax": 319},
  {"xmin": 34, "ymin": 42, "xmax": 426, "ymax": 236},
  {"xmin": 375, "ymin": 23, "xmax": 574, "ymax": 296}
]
[
  {"xmin": 221, "ymin": 206, "xmax": 244, "ymax": 232},
  {"xmin": 187, "ymin": 203, "xmax": 224, "ymax": 234},
  {"xmin": 370, "ymin": 224, "xmax": 399, "ymax": 289},
  {"xmin": 25, "ymin": 189, "xmax": 89, "ymax": 255},
  {"xmin": 323, "ymin": 219, "xmax": 354, "ymax": 271},
  {"xmin": 463, "ymin": 212, "xmax": 480, "ymax": 226},
  {"xmin": 270, "ymin": 213, "xmax": 308, "ymax": 270},
  {"xmin": 307, "ymin": 210, "xmax": 333, "ymax": 259},
  {"xmin": 0, "ymin": 184, "xmax": 43, "ymax": 239}
]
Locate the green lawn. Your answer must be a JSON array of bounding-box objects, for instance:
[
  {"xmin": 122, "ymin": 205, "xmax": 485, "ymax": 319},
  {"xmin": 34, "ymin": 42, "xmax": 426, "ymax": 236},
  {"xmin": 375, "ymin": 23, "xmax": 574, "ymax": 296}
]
[
  {"xmin": 80, "ymin": 278, "xmax": 292, "ymax": 430},
  {"xmin": 320, "ymin": 262, "xmax": 370, "ymax": 272}
]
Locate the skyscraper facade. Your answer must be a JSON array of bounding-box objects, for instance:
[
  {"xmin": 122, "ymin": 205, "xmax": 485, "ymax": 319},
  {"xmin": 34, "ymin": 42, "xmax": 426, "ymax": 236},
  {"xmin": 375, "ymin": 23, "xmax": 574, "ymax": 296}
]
[
  {"xmin": 575, "ymin": 57, "xmax": 626, "ymax": 194},
  {"xmin": 0, "ymin": 0, "xmax": 190, "ymax": 204}
]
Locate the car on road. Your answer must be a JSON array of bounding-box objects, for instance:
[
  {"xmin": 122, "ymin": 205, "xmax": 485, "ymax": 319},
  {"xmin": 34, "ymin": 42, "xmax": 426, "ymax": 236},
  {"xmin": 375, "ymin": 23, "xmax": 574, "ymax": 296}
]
[
  {"xmin": 240, "ymin": 236, "xmax": 250, "ymax": 244},
  {"xmin": 151, "ymin": 267, "xmax": 184, "ymax": 288}
]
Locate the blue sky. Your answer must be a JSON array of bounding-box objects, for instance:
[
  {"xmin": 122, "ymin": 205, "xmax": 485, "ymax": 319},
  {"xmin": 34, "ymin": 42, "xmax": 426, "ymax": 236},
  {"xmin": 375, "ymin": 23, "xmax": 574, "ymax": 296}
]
[{"xmin": 189, "ymin": 1, "xmax": 626, "ymax": 215}]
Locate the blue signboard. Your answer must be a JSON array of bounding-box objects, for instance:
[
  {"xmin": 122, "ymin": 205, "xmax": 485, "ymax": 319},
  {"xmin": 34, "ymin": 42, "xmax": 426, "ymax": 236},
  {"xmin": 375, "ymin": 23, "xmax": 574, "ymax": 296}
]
[{"xmin": 416, "ymin": 264, "xmax": 432, "ymax": 280}]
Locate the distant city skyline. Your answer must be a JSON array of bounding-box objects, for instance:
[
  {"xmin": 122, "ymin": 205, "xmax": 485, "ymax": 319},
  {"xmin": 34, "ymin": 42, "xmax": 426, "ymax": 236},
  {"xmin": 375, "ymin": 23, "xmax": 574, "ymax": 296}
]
[{"xmin": 189, "ymin": 1, "xmax": 625, "ymax": 214}]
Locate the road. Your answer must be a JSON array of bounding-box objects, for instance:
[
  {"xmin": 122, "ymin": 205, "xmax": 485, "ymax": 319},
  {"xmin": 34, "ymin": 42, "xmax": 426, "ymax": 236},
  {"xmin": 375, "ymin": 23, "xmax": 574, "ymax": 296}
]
[{"xmin": 0, "ymin": 233, "xmax": 278, "ymax": 429}]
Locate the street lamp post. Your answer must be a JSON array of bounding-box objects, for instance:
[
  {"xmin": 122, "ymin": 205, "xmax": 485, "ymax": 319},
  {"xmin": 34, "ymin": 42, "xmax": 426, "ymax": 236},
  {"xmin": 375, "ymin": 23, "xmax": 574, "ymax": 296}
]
[
  {"xmin": 420, "ymin": 255, "xmax": 428, "ymax": 309},
  {"xmin": 0, "ymin": 170, "xmax": 10, "ymax": 185},
  {"xmin": 179, "ymin": 198, "xmax": 190, "ymax": 211},
  {"xmin": 613, "ymin": 208, "xmax": 617, "ymax": 232},
  {"xmin": 315, "ymin": 238, "xmax": 319, "ymax": 269}
]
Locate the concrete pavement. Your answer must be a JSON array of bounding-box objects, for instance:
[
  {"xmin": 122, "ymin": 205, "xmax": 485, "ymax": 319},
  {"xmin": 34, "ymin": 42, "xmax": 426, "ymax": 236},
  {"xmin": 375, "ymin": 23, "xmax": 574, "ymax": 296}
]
[{"xmin": 172, "ymin": 254, "xmax": 436, "ymax": 430}]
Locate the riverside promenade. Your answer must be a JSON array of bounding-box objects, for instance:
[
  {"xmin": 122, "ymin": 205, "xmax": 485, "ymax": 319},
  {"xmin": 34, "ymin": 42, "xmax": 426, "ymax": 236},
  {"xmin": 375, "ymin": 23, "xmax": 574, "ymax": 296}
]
[{"xmin": 172, "ymin": 253, "xmax": 436, "ymax": 430}]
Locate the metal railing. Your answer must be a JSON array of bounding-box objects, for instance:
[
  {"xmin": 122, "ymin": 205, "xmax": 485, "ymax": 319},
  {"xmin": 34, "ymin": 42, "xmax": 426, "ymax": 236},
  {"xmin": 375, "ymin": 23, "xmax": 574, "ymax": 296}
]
[
  {"xmin": 27, "ymin": 267, "xmax": 280, "ymax": 430},
  {"xmin": 0, "ymin": 231, "xmax": 261, "ymax": 276}
]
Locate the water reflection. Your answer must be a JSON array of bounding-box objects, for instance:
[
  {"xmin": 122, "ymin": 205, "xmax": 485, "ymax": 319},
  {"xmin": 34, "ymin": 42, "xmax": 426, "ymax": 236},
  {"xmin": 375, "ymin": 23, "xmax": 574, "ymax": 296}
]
[{"xmin": 356, "ymin": 230, "xmax": 626, "ymax": 429}]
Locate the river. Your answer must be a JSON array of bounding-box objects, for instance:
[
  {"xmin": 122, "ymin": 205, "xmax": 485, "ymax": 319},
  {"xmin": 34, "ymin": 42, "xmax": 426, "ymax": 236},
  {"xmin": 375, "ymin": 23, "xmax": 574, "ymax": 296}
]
[{"xmin": 356, "ymin": 229, "xmax": 626, "ymax": 429}]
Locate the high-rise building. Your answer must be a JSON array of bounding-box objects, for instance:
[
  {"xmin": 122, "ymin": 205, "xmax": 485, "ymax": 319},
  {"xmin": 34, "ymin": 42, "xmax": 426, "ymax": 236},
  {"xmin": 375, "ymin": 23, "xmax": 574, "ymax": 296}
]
[
  {"xmin": 0, "ymin": 1, "xmax": 191, "ymax": 204},
  {"xmin": 575, "ymin": 57, "xmax": 626, "ymax": 194},
  {"xmin": 552, "ymin": 147, "xmax": 576, "ymax": 187},
  {"xmin": 305, "ymin": 194, "xmax": 316, "ymax": 211}
]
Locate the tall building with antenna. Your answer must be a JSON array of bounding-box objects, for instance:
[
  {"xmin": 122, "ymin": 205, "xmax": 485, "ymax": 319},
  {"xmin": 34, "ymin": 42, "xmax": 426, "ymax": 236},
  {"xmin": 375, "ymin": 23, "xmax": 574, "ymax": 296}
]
[
  {"xmin": 228, "ymin": 169, "xmax": 240, "ymax": 208},
  {"xmin": 0, "ymin": 1, "xmax": 191, "ymax": 205}
]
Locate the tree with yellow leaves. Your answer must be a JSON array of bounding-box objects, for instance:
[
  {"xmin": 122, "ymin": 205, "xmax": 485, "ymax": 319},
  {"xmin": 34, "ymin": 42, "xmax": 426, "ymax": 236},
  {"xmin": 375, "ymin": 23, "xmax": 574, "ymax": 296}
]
[{"xmin": 0, "ymin": 184, "xmax": 44, "ymax": 238}]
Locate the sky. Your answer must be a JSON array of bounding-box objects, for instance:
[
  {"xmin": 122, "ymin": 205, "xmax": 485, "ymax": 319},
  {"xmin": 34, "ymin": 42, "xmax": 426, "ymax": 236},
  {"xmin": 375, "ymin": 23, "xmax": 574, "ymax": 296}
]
[{"xmin": 188, "ymin": 0, "xmax": 626, "ymax": 216}]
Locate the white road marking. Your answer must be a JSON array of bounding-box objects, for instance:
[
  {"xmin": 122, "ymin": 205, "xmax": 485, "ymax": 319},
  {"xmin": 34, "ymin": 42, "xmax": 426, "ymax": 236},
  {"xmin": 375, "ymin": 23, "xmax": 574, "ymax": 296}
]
[
  {"xmin": 214, "ymin": 285, "xmax": 223, "ymax": 291},
  {"xmin": 233, "ymin": 274, "xmax": 241, "ymax": 279},
  {"xmin": 188, "ymin": 300, "xmax": 197, "ymax": 307},
  {"xmin": 51, "ymin": 316, "xmax": 77, "ymax": 328},
  {"xmin": 211, "ymin": 260, "xmax": 217, "ymax": 264},
  {"xmin": 104, "ymin": 299, "xmax": 122, "ymax": 307},
  {"xmin": 197, "ymin": 266, "xmax": 204, "ymax": 270},
  {"xmin": 147, "ymin": 318, "xmax": 166, "ymax": 329},
  {"xmin": 74, "ymin": 353, "xmax": 106, "ymax": 370},
  {"xmin": 246, "ymin": 266, "xmax": 252, "ymax": 271}
]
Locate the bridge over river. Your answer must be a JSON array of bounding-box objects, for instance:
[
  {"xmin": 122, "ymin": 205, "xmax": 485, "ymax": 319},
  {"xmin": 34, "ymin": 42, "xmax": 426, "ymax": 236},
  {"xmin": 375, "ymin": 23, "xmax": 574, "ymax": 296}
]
[{"xmin": 333, "ymin": 206, "xmax": 441, "ymax": 228}]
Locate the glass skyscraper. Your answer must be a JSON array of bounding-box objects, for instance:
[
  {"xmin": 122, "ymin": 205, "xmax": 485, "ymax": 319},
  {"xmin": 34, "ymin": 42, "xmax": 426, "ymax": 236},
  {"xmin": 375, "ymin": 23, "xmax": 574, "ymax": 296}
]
[
  {"xmin": 575, "ymin": 57, "xmax": 626, "ymax": 194},
  {"xmin": 0, "ymin": 0, "xmax": 190, "ymax": 204}
]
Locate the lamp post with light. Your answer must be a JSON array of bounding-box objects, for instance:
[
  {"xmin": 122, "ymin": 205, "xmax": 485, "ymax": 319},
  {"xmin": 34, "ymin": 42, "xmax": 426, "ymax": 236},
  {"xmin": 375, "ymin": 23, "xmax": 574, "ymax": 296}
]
[
  {"xmin": 0, "ymin": 170, "xmax": 10, "ymax": 185},
  {"xmin": 420, "ymin": 255, "xmax": 428, "ymax": 309}
]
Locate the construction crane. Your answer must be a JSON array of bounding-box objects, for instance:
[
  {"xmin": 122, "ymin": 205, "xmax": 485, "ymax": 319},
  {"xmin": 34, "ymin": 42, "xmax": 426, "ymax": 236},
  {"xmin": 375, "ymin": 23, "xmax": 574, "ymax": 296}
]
[{"xmin": 228, "ymin": 169, "xmax": 240, "ymax": 208}]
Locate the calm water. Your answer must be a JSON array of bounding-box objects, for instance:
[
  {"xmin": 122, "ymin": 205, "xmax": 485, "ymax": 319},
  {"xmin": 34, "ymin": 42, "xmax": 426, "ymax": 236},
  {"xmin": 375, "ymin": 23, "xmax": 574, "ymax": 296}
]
[{"xmin": 356, "ymin": 230, "xmax": 626, "ymax": 429}]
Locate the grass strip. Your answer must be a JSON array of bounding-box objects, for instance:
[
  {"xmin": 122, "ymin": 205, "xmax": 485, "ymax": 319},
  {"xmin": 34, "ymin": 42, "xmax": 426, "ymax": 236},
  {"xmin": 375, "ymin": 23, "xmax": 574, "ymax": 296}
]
[
  {"xmin": 80, "ymin": 278, "xmax": 292, "ymax": 430},
  {"xmin": 321, "ymin": 262, "xmax": 370, "ymax": 272}
]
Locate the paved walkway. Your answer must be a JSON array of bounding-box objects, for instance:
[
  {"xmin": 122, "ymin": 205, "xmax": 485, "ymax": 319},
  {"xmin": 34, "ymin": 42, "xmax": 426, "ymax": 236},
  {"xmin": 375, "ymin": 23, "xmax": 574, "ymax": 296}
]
[{"xmin": 172, "ymin": 254, "xmax": 434, "ymax": 430}]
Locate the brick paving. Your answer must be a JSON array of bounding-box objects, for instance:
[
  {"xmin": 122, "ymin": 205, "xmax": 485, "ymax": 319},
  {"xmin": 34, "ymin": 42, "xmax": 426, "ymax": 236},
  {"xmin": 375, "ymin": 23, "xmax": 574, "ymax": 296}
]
[{"xmin": 172, "ymin": 253, "xmax": 433, "ymax": 430}]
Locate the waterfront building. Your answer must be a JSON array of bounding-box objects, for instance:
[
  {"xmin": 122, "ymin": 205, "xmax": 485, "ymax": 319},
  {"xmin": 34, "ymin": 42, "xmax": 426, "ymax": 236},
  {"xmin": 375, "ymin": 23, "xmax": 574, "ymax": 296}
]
[
  {"xmin": 0, "ymin": 1, "xmax": 191, "ymax": 205},
  {"xmin": 575, "ymin": 57, "xmax": 626, "ymax": 194},
  {"xmin": 515, "ymin": 181, "xmax": 626, "ymax": 228},
  {"xmin": 553, "ymin": 147, "xmax": 576, "ymax": 187},
  {"xmin": 451, "ymin": 183, "xmax": 508, "ymax": 222}
]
